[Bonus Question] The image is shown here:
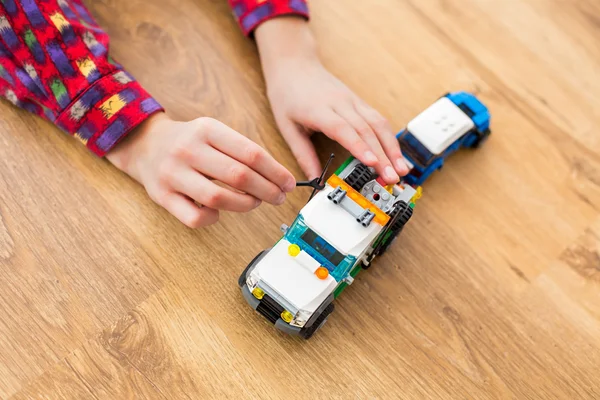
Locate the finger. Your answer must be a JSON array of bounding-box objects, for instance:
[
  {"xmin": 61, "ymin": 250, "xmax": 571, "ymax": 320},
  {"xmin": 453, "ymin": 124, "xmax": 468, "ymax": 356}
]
[
  {"xmin": 161, "ymin": 192, "xmax": 220, "ymax": 228},
  {"xmin": 301, "ymin": 109, "xmax": 378, "ymax": 168},
  {"xmin": 170, "ymin": 166, "xmax": 262, "ymax": 212},
  {"xmin": 335, "ymin": 103, "xmax": 399, "ymax": 184},
  {"xmin": 202, "ymin": 119, "xmax": 296, "ymax": 192},
  {"xmin": 277, "ymin": 117, "xmax": 322, "ymax": 179},
  {"xmin": 189, "ymin": 146, "xmax": 286, "ymax": 206},
  {"xmin": 355, "ymin": 100, "xmax": 410, "ymax": 176}
]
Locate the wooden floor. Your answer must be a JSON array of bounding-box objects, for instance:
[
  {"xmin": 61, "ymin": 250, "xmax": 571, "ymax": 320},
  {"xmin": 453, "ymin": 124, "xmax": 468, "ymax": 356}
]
[{"xmin": 1, "ymin": 0, "xmax": 599, "ymax": 398}]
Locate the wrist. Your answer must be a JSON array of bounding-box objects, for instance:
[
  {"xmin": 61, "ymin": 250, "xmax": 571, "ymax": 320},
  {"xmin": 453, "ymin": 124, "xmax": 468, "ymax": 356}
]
[
  {"xmin": 255, "ymin": 16, "xmax": 319, "ymax": 75},
  {"xmin": 106, "ymin": 112, "xmax": 171, "ymax": 182}
]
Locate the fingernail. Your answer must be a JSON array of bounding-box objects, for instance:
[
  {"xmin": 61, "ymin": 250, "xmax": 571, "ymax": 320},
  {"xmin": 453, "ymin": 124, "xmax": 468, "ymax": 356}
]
[
  {"xmin": 396, "ymin": 158, "xmax": 409, "ymax": 174},
  {"xmin": 276, "ymin": 192, "xmax": 286, "ymax": 205},
  {"xmin": 282, "ymin": 178, "xmax": 296, "ymax": 193},
  {"xmin": 364, "ymin": 151, "xmax": 377, "ymax": 164},
  {"xmin": 385, "ymin": 166, "xmax": 400, "ymax": 183},
  {"xmin": 254, "ymin": 199, "xmax": 262, "ymax": 208}
]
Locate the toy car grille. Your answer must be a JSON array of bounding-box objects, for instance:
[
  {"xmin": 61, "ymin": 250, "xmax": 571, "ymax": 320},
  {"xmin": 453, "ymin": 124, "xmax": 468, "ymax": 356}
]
[{"xmin": 256, "ymin": 294, "xmax": 285, "ymax": 324}]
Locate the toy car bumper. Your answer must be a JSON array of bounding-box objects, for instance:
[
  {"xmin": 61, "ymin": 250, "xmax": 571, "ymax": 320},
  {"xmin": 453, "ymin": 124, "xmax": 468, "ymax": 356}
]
[
  {"xmin": 240, "ymin": 284, "xmax": 304, "ymax": 336},
  {"xmin": 239, "ymin": 250, "xmax": 334, "ymax": 338},
  {"xmin": 239, "ymin": 250, "xmax": 305, "ymax": 336}
]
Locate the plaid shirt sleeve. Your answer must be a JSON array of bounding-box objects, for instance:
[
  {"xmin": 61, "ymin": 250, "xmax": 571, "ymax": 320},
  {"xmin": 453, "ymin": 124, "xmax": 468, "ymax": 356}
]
[
  {"xmin": 228, "ymin": 0, "xmax": 309, "ymax": 36},
  {"xmin": 0, "ymin": 0, "xmax": 163, "ymax": 157}
]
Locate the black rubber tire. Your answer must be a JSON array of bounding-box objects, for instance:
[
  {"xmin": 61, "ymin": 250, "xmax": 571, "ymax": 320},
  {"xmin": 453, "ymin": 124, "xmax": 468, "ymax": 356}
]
[
  {"xmin": 238, "ymin": 251, "xmax": 265, "ymax": 288},
  {"xmin": 344, "ymin": 163, "xmax": 376, "ymax": 192},
  {"xmin": 388, "ymin": 201, "xmax": 413, "ymax": 232},
  {"xmin": 377, "ymin": 232, "xmax": 398, "ymax": 257},
  {"xmin": 471, "ymin": 128, "xmax": 491, "ymax": 148},
  {"xmin": 300, "ymin": 303, "xmax": 335, "ymax": 339},
  {"xmin": 376, "ymin": 201, "xmax": 413, "ymax": 257}
]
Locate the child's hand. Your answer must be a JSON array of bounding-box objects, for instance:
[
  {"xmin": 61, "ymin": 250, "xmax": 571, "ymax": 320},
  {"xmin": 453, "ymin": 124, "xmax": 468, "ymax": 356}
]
[
  {"xmin": 106, "ymin": 113, "xmax": 296, "ymax": 228},
  {"xmin": 255, "ymin": 17, "xmax": 409, "ymax": 183}
]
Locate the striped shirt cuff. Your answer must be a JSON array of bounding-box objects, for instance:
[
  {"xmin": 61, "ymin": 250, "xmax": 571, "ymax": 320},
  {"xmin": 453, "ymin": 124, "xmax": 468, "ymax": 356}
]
[
  {"xmin": 234, "ymin": 0, "xmax": 309, "ymax": 36},
  {"xmin": 55, "ymin": 70, "xmax": 164, "ymax": 157}
]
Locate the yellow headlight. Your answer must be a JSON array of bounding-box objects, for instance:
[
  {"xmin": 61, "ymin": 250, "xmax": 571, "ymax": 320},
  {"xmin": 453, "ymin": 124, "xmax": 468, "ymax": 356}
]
[
  {"xmin": 252, "ymin": 287, "xmax": 265, "ymax": 300},
  {"xmin": 288, "ymin": 244, "xmax": 301, "ymax": 257},
  {"xmin": 281, "ymin": 310, "xmax": 294, "ymax": 323}
]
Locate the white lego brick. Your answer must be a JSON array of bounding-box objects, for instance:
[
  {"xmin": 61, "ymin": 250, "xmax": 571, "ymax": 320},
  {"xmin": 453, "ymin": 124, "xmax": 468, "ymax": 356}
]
[
  {"xmin": 296, "ymin": 250, "xmax": 320, "ymax": 274},
  {"xmin": 407, "ymin": 97, "xmax": 475, "ymax": 155},
  {"xmin": 394, "ymin": 184, "xmax": 417, "ymax": 204}
]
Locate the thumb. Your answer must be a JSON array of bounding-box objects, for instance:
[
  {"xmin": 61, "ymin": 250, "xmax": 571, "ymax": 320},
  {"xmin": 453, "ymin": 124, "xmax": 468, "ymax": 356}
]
[{"xmin": 277, "ymin": 117, "xmax": 322, "ymax": 180}]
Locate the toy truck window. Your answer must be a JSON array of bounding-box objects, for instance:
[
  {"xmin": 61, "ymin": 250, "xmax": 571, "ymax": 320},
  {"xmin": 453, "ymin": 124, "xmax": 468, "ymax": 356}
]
[
  {"xmin": 285, "ymin": 214, "xmax": 357, "ymax": 281},
  {"xmin": 398, "ymin": 131, "xmax": 436, "ymax": 167},
  {"xmin": 301, "ymin": 229, "xmax": 345, "ymax": 267}
]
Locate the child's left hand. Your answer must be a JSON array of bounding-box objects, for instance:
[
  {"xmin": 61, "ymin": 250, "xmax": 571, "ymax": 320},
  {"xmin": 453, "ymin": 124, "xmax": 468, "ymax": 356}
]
[{"xmin": 255, "ymin": 17, "xmax": 409, "ymax": 183}]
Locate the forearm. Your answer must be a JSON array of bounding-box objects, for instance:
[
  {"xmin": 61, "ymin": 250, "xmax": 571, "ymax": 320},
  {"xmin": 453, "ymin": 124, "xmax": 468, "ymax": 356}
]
[
  {"xmin": 105, "ymin": 112, "xmax": 170, "ymax": 183},
  {"xmin": 254, "ymin": 16, "xmax": 318, "ymax": 76},
  {"xmin": 0, "ymin": 0, "xmax": 163, "ymax": 157}
]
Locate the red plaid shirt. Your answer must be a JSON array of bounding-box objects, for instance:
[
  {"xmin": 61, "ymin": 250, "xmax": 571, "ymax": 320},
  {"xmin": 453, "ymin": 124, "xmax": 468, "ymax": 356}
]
[{"xmin": 0, "ymin": 0, "xmax": 308, "ymax": 156}]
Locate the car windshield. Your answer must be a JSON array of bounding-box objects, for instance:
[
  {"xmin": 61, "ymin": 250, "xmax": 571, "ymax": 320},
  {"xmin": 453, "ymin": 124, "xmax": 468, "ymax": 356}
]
[
  {"xmin": 300, "ymin": 229, "xmax": 345, "ymax": 266},
  {"xmin": 284, "ymin": 214, "xmax": 356, "ymax": 282},
  {"xmin": 398, "ymin": 130, "xmax": 436, "ymax": 167}
]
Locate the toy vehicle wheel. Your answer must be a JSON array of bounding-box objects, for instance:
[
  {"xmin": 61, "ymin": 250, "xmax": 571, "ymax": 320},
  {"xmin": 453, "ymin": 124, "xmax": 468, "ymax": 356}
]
[
  {"xmin": 388, "ymin": 201, "xmax": 413, "ymax": 232},
  {"xmin": 238, "ymin": 251, "xmax": 265, "ymax": 288},
  {"xmin": 344, "ymin": 163, "xmax": 376, "ymax": 192},
  {"xmin": 376, "ymin": 232, "xmax": 398, "ymax": 256},
  {"xmin": 300, "ymin": 303, "xmax": 335, "ymax": 339},
  {"xmin": 377, "ymin": 201, "xmax": 413, "ymax": 256},
  {"xmin": 471, "ymin": 128, "xmax": 491, "ymax": 148}
]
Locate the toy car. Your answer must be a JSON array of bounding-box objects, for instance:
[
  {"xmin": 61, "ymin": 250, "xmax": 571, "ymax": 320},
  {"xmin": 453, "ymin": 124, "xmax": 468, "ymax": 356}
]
[
  {"xmin": 239, "ymin": 92, "xmax": 491, "ymax": 339},
  {"xmin": 399, "ymin": 92, "xmax": 491, "ymax": 185}
]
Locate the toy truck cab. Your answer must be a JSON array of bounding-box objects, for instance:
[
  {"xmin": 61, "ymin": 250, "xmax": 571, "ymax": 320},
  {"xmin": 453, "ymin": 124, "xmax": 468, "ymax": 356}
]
[{"xmin": 399, "ymin": 92, "xmax": 491, "ymax": 185}]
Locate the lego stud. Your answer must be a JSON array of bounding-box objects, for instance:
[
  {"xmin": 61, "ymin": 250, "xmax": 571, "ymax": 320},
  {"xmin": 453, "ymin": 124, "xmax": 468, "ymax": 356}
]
[
  {"xmin": 288, "ymin": 244, "xmax": 301, "ymax": 257},
  {"xmin": 252, "ymin": 287, "xmax": 265, "ymax": 300},
  {"xmin": 332, "ymin": 188, "xmax": 346, "ymax": 204},
  {"xmin": 281, "ymin": 310, "xmax": 294, "ymax": 323},
  {"xmin": 361, "ymin": 213, "xmax": 375, "ymax": 227},
  {"xmin": 327, "ymin": 186, "xmax": 347, "ymax": 204},
  {"xmin": 315, "ymin": 267, "xmax": 329, "ymax": 280},
  {"xmin": 356, "ymin": 209, "xmax": 376, "ymax": 227}
]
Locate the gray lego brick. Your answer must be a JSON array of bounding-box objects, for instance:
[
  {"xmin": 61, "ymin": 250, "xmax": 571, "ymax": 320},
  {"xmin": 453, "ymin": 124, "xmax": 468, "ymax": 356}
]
[{"xmin": 394, "ymin": 184, "xmax": 417, "ymax": 204}]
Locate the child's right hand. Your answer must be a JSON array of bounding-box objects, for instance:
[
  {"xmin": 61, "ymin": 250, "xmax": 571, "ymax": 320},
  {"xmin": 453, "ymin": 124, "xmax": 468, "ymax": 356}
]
[{"xmin": 106, "ymin": 113, "xmax": 296, "ymax": 228}]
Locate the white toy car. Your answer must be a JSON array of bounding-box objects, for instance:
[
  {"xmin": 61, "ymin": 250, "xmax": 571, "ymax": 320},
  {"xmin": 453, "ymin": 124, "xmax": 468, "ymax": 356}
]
[{"xmin": 239, "ymin": 156, "xmax": 421, "ymax": 339}]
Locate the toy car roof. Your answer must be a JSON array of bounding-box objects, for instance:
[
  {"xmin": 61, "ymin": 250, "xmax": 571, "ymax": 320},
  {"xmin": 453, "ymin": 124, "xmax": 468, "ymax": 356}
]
[
  {"xmin": 407, "ymin": 96, "xmax": 475, "ymax": 155},
  {"xmin": 300, "ymin": 185, "xmax": 383, "ymax": 257}
]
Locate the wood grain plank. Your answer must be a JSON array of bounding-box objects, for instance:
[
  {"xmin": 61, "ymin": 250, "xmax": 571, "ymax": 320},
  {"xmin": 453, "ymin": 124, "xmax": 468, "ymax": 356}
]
[
  {"xmin": 0, "ymin": 107, "xmax": 166, "ymax": 397},
  {"xmin": 10, "ymin": 361, "xmax": 98, "ymax": 400},
  {"xmin": 13, "ymin": 336, "xmax": 167, "ymax": 400},
  {"xmin": 404, "ymin": 0, "xmax": 600, "ymax": 155}
]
